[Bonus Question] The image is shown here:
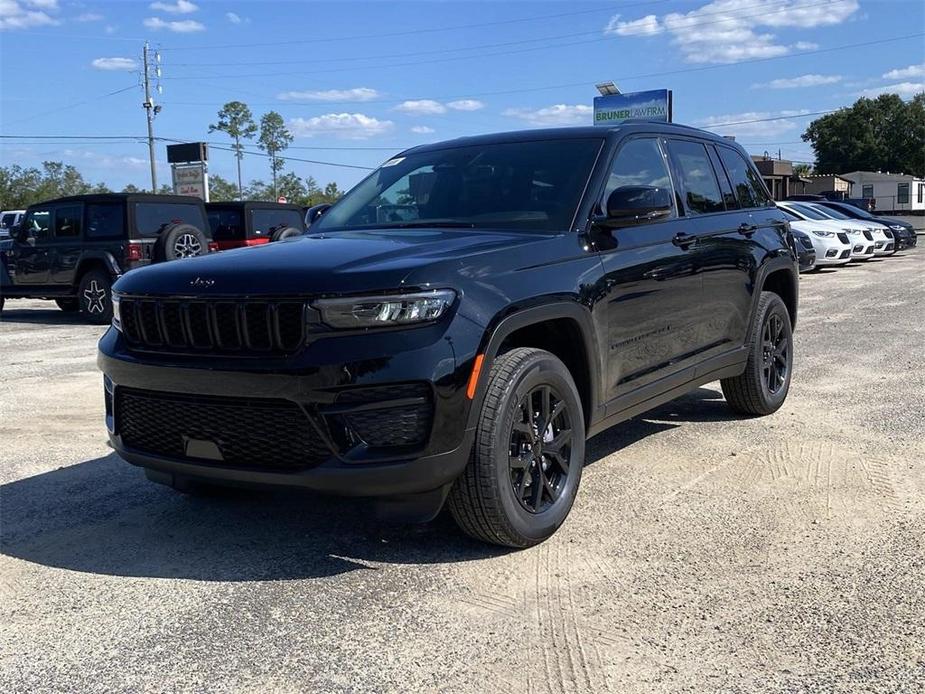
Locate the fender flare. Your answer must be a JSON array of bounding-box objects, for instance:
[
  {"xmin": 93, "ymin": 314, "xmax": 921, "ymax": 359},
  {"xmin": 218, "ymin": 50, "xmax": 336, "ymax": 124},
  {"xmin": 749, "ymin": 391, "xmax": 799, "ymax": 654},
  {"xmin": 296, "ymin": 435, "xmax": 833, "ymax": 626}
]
[
  {"xmin": 76, "ymin": 251, "xmax": 122, "ymax": 280},
  {"xmin": 749, "ymin": 253, "xmax": 798, "ymax": 334},
  {"xmin": 465, "ymin": 300, "xmax": 603, "ymax": 432}
]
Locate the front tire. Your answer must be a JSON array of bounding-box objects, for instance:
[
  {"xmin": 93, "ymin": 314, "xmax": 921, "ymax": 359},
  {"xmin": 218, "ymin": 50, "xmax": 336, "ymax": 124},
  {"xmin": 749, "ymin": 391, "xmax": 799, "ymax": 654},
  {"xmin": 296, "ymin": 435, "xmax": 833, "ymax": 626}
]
[
  {"xmin": 77, "ymin": 270, "xmax": 113, "ymax": 325},
  {"xmin": 721, "ymin": 291, "xmax": 793, "ymax": 415},
  {"xmin": 447, "ymin": 347, "xmax": 585, "ymax": 548}
]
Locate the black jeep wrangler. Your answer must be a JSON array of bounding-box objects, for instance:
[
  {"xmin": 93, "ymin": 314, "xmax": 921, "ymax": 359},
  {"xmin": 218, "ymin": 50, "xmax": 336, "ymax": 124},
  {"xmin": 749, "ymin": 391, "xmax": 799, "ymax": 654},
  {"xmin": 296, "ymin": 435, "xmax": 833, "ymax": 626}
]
[
  {"xmin": 99, "ymin": 124, "xmax": 798, "ymax": 547},
  {"xmin": 1, "ymin": 193, "xmax": 213, "ymax": 323},
  {"xmin": 206, "ymin": 200, "xmax": 305, "ymax": 251}
]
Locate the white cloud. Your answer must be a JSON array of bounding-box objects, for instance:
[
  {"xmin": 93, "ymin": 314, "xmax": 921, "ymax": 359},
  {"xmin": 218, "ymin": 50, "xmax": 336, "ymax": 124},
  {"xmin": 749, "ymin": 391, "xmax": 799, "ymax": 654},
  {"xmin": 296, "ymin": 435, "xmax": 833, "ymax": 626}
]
[
  {"xmin": 75, "ymin": 12, "xmax": 103, "ymax": 22},
  {"xmin": 753, "ymin": 73, "xmax": 842, "ymax": 89},
  {"xmin": 288, "ymin": 113, "xmax": 394, "ymax": 140},
  {"xmin": 446, "ymin": 99, "xmax": 485, "ymax": 111},
  {"xmin": 0, "ymin": 0, "xmax": 60, "ymax": 30},
  {"xmin": 604, "ymin": 14, "xmax": 663, "ymax": 36},
  {"xmin": 883, "ymin": 63, "xmax": 925, "ymax": 80},
  {"xmin": 502, "ymin": 104, "xmax": 593, "ymax": 127},
  {"xmin": 149, "ymin": 0, "xmax": 197, "ymax": 14},
  {"xmin": 104, "ymin": 24, "xmax": 116, "ymax": 34},
  {"xmin": 858, "ymin": 82, "xmax": 925, "ymax": 99},
  {"xmin": 91, "ymin": 57, "xmax": 138, "ymax": 71},
  {"xmin": 393, "ymin": 99, "xmax": 446, "ymax": 115},
  {"xmin": 225, "ymin": 11, "xmax": 245, "ymax": 24},
  {"xmin": 695, "ymin": 109, "xmax": 812, "ymax": 138},
  {"xmin": 607, "ymin": 0, "xmax": 859, "ymax": 64},
  {"xmin": 410, "ymin": 125, "xmax": 435, "ymax": 134},
  {"xmin": 143, "ymin": 16, "xmax": 204, "ymax": 32},
  {"xmin": 278, "ymin": 87, "xmax": 381, "ymax": 102},
  {"xmin": 60, "ymin": 149, "xmax": 151, "ymax": 171}
]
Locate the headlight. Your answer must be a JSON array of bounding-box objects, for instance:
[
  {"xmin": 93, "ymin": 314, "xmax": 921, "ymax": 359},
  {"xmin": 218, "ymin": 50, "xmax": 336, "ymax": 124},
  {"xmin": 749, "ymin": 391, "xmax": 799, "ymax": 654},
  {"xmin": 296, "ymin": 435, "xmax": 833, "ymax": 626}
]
[
  {"xmin": 845, "ymin": 229, "xmax": 860, "ymax": 235},
  {"xmin": 312, "ymin": 289, "xmax": 456, "ymax": 329},
  {"xmin": 111, "ymin": 294, "xmax": 121, "ymax": 331},
  {"xmin": 890, "ymin": 224, "xmax": 905, "ymax": 231},
  {"xmin": 810, "ymin": 230, "xmax": 835, "ymax": 238}
]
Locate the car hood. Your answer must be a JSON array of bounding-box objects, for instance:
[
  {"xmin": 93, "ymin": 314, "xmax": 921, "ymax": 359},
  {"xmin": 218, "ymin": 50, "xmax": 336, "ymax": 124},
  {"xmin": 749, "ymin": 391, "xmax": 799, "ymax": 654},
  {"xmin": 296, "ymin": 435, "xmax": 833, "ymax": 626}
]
[{"xmin": 113, "ymin": 227, "xmax": 550, "ymax": 296}]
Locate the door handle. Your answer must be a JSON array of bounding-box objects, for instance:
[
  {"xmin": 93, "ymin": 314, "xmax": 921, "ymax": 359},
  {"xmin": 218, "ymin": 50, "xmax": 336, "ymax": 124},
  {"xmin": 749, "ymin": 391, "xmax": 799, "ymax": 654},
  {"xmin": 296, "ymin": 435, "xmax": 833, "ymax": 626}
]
[
  {"xmin": 672, "ymin": 232, "xmax": 697, "ymax": 248},
  {"xmin": 738, "ymin": 222, "xmax": 757, "ymax": 236}
]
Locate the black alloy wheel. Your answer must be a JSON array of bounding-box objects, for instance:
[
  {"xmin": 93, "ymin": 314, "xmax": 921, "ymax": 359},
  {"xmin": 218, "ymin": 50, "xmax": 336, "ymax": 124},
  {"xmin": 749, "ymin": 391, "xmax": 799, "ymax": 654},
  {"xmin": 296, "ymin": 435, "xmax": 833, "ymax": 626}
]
[
  {"xmin": 509, "ymin": 385, "xmax": 573, "ymax": 514},
  {"xmin": 761, "ymin": 312, "xmax": 789, "ymax": 395}
]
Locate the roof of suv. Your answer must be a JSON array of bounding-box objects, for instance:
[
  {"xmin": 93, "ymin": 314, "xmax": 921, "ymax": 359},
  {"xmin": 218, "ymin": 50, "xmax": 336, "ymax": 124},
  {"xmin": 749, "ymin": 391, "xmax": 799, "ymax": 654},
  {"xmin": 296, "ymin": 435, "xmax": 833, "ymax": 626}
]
[
  {"xmin": 400, "ymin": 122, "xmax": 731, "ymax": 155},
  {"xmin": 27, "ymin": 193, "xmax": 206, "ymax": 207},
  {"xmin": 205, "ymin": 201, "xmax": 303, "ymax": 211}
]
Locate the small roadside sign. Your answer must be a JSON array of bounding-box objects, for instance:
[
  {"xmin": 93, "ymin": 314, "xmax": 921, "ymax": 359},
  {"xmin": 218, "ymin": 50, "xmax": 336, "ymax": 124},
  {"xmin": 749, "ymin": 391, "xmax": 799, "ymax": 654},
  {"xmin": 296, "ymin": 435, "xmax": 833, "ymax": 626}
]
[{"xmin": 277, "ymin": 196, "xmax": 287, "ymax": 204}]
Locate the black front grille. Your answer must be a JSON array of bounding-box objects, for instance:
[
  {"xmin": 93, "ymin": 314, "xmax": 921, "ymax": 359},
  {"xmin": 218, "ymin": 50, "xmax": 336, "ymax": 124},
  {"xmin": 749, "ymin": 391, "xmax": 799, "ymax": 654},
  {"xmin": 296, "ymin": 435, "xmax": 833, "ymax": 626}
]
[
  {"xmin": 837, "ymin": 232, "xmax": 849, "ymax": 244},
  {"xmin": 116, "ymin": 387, "xmax": 329, "ymax": 470},
  {"xmin": 119, "ymin": 298, "xmax": 305, "ymax": 355},
  {"xmin": 863, "ymin": 230, "xmax": 874, "ymax": 241},
  {"xmin": 329, "ymin": 383, "xmax": 433, "ymax": 449},
  {"xmin": 883, "ymin": 229, "xmax": 893, "ymax": 239}
]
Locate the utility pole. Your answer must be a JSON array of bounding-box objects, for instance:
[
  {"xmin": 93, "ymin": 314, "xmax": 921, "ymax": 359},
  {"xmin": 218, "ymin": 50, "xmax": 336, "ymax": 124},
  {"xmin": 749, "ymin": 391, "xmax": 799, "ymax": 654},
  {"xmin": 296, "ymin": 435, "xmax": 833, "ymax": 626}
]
[{"xmin": 142, "ymin": 42, "xmax": 161, "ymax": 192}]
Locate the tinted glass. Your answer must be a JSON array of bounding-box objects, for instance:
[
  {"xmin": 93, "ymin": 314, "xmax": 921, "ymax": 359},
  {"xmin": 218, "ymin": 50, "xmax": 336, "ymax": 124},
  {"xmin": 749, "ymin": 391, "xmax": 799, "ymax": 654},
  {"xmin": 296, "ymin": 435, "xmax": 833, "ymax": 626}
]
[
  {"xmin": 54, "ymin": 205, "xmax": 82, "ymax": 238},
  {"xmin": 803, "ymin": 203, "xmax": 848, "ymax": 220},
  {"xmin": 789, "ymin": 203, "xmax": 838, "ymax": 220},
  {"xmin": 717, "ymin": 147, "xmax": 771, "ymax": 208},
  {"xmin": 23, "ymin": 208, "xmax": 52, "ymax": 240},
  {"xmin": 779, "ymin": 208, "xmax": 800, "ymax": 222},
  {"xmin": 668, "ymin": 140, "xmax": 724, "ymax": 215},
  {"xmin": 1, "ymin": 213, "xmax": 16, "ymax": 228},
  {"xmin": 250, "ymin": 209, "xmax": 304, "ymax": 238},
  {"xmin": 314, "ymin": 139, "xmax": 603, "ymax": 232},
  {"xmin": 207, "ymin": 208, "xmax": 244, "ymax": 240},
  {"xmin": 708, "ymin": 146, "xmax": 738, "ymax": 209},
  {"xmin": 603, "ymin": 138, "xmax": 674, "ymax": 217},
  {"xmin": 86, "ymin": 203, "xmax": 124, "ymax": 239},
  {"xmin": 134, "ymin": 202, "xmax": 207, "ymax": 238}
]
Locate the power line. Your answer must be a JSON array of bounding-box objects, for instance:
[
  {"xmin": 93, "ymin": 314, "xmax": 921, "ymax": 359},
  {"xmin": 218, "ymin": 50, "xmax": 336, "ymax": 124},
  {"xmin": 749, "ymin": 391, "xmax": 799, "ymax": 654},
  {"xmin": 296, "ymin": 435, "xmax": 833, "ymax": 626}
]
[
  {"xmin": 0, "ymin": 84, "xmax": 138, "ymax": 128},
  {"xmin": 157, "ymin": 0, "xmax": 674, "ymax": 52},
  {"xmin": 163, "ymin": 0, "xmax": 851, "ymax": 81}
]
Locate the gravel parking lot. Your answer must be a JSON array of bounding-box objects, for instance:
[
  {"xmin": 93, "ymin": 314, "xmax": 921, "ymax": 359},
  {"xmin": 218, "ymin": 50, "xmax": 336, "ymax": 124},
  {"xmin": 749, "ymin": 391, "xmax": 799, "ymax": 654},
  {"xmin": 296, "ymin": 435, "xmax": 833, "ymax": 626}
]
[{"xmin": 2, "ymin": 250, "xmax": 923, "ymax": 693}]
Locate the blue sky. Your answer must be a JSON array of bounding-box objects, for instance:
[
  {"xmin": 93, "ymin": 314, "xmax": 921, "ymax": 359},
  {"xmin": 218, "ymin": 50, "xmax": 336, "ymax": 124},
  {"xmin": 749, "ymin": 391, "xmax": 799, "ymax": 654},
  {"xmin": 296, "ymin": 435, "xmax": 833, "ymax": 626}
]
[{"xmin": 1, "ymin": 0, "xmax": 923, "ymax": 191}]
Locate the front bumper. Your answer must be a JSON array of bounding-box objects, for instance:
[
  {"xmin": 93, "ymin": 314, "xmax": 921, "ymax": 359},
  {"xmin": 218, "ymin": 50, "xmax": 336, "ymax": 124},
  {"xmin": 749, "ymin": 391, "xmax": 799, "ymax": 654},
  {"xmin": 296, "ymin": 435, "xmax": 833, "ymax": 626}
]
[{"xmin": 98, "ymin": 317, "xmax": 483, "ymax": 498}]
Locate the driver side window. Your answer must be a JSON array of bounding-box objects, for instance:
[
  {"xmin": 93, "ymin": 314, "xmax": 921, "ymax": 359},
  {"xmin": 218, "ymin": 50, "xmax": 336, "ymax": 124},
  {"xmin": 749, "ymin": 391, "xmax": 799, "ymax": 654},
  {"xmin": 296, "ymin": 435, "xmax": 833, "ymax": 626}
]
[
  {"xmin": 23, "ymin": 208, "xmax": 52, "ymax": 242},
  {"xmin": 603, "ymin": 138, "xmax": 676, "ymax": 221}
]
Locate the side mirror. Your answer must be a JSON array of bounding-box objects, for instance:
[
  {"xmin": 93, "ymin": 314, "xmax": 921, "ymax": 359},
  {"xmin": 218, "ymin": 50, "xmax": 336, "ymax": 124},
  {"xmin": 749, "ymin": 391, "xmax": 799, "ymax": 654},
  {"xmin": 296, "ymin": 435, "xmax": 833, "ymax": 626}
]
[
  {"xmin": 305, "ymin": 203, "xmax": 332, "ymax": 227},
  {"xmin": 597, "ymin": 186, "xmax": 672, "ymax": 228}
]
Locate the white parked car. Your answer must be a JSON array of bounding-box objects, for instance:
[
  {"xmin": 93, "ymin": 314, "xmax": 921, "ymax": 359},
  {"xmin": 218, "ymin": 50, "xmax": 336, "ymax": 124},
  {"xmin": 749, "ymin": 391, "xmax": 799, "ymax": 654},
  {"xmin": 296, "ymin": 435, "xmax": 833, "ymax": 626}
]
[
  {"xmin": 777, "ymin": 205, "xmax": 852, "ymax": 267},
  {"xmin": 779, "ymin": 202, "xmax": 876, "ymax": 261},
  {"xmin": 798, "ymin": 202, "xmax": 895, "ymax": 257},
  {"xmin": 778, "ymin": 201, "xmax": 873, "ymax": 262}
]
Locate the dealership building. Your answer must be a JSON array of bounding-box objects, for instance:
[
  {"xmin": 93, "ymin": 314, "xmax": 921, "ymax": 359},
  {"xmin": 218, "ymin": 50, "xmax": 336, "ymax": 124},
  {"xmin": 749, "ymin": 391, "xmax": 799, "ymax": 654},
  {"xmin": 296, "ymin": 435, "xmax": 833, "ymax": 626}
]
[{"xmin": 841, "ymin": 171, "xmax": 925, "ymax": 214}]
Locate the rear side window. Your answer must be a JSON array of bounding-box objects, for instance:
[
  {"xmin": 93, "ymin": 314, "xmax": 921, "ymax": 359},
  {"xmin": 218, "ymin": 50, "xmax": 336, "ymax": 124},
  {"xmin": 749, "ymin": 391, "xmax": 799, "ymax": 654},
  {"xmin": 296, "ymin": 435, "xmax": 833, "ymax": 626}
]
[
  {"xmin": 668, "ymin": 140, "xmax": 724, "ymax": 215},
  {"xmin": 133, "ymin": 202, "xmax": 207, "ymax": 237},
  {"xmin": 1, "ymin": 213, "xmax": 17, "ymax": 229},
  {"xmin": 717, "ymin": 147, "xmax": 772, "ymax": 208},
  {"xmin": 86, "ymin": 203, "xmax": 125, "ymax": 240},
  {"xmin": 23, "ymin": 208, "xmax": 52, "ymax": 241},
  {"xmin": 207, "ymin": 208, "xmax": 244, "ymax": 241},
  {"xmin": 250, "ymin": 209, "xmax": 304, "ymax": 237},
  {"xmin": 54, "ymin": 205, "xmax": 82, "ymax": 238}
]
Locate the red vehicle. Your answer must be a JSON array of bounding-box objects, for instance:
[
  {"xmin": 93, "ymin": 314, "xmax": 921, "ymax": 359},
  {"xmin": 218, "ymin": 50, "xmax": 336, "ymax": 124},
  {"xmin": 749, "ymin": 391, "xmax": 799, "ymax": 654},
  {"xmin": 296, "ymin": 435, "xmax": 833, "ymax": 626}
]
[{"xmin": 206, "ymin": 201, "xmax": 305, "ymax": 250}]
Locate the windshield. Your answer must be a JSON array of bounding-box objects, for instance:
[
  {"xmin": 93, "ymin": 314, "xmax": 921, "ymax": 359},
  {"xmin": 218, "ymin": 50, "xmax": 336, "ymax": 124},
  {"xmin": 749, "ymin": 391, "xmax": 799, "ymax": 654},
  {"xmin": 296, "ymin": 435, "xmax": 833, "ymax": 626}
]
[
  {"xmin": 313, "ymin": 138, "xmax": 604, "ymax": 233},
  {"xmin": 833, "ymin": 202, "xmax": 873, "ymax": 219},
  {"xmin": 787, "ymin": 202, "xmax": 834, "ymax": 221},
  {"xmin": 805, "ymin": 204, "xmax": 849, "ymax": 220}
]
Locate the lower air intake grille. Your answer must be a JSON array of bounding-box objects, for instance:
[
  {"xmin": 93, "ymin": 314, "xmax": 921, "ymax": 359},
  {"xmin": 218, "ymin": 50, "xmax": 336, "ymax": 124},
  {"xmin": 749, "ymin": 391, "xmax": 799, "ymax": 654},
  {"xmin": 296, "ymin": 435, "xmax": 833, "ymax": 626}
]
[
  {"xmin": 119, "ymin": 298, "xmax": 305, "ymax": 355},
  {"xmin": 116, "ymin": 387, "xmax": 329, "ymax": 470},
  {"xmin": 331, "ymin": 383, "xmax": 433, "ymax": 449}
]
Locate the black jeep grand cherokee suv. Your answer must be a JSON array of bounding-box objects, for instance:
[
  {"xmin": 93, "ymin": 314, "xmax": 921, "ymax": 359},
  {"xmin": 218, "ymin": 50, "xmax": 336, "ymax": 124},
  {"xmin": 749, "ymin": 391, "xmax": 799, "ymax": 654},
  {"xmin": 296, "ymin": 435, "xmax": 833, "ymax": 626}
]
[{"xmin": 99, "ymin": 124, "xmax": 798, "ymax": 547}]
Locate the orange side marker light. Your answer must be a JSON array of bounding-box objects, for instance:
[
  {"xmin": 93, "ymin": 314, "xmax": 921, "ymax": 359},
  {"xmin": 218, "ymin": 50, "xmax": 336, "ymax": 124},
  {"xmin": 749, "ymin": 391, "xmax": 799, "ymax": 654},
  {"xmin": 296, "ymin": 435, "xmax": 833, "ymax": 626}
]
[{"xmin": 466, "ymin": 354, "xmax": 485, "ymax": 400}]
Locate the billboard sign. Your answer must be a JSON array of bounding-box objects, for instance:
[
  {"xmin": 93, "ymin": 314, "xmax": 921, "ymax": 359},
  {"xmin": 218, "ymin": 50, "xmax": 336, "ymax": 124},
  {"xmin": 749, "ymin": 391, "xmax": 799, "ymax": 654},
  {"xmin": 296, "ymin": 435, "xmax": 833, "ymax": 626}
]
[
  {"xmin": 593, "ymin": 89, "xmax": 672, "ymax": 126},
  {"xmin": 172, "ymin": 163, "xmax": 209, "ymax": 201}
]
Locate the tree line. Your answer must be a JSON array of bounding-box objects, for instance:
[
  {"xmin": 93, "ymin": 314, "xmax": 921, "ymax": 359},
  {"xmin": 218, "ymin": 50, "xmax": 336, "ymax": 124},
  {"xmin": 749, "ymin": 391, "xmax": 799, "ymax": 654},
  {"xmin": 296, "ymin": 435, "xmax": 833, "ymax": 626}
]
[{"xmin": 0, "ymin": 163, "xmax": 343, "ymax": 210}]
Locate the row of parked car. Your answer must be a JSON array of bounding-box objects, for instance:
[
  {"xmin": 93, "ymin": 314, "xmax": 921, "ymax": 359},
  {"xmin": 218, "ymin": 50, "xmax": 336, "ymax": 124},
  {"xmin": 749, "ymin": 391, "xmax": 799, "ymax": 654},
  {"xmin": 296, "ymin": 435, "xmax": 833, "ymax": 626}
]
[
  {"xmin": 0, "ymin": 188, "xmax": 919, "ymax": 323},
  {"xmin": 782, "ymin": 198, "xmax": 918, "ymax": 272},
  {"xmin": 0, "ymin": 194, "xmax": 308, "ymax": 321}
]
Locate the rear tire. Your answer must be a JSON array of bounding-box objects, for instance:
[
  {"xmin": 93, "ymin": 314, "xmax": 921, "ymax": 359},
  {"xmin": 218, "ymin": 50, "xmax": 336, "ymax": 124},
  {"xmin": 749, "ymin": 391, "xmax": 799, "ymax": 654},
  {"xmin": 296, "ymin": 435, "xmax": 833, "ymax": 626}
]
[
  {"xmin": 270, "ymin": 226, "xmax": 301, "ymax": 242},
  {"xmin": 721, "ymin": 291, "xmax": 793, "ymax": 416},
  {"xmin": 55, "ymin": 298, "xmax": 79, "ymax": 312},
  {"xmin": 77, "ymin": 270, "xmax": 113, "ymax": 325},
  {"xmin": 447, "ymin": 347, "xmax": 585, "ymax": 548}
]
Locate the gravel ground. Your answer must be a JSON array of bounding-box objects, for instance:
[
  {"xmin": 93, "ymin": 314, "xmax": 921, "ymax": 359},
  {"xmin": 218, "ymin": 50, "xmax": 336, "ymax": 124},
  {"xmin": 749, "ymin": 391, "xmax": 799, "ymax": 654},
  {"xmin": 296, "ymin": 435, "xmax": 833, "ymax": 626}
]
[{"xmin": 2, "ymin": 250, "xmax": 924, "ymax": 693}]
